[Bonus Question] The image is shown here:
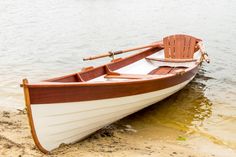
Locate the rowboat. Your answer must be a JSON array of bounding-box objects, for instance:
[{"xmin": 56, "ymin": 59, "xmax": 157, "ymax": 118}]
[{"xmin": 21, "ymin": 34, "xmax": 209, "ymax": 153}]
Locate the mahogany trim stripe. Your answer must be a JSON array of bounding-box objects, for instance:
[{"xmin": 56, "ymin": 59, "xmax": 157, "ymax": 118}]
[{"xmin": 28, "ymin": 65, "xmax": 199, "ymax": 104}]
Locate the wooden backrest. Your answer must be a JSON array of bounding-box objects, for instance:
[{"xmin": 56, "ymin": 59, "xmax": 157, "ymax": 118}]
[{"xmin": 163, "ymin": 34, "xmax": 200, "ymax": 59}]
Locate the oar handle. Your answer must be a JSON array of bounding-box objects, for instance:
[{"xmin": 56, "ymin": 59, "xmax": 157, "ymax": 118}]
[
  {"xmin": 83, "ymin": 41, "xmax": 163, "ymax": 61},
  {"xmin": 83, "ymin": 51, "xmax": 123, "ymax": 61},
  {"xmin": 198, "ymin": 42, "xmax": 210, "ymax": 63}
]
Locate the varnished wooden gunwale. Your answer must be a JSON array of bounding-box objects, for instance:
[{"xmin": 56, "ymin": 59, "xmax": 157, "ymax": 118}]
[
  {"xmin": 24, "ymin": 46, "xmax": 201, "ymax": 104},
  {"xmin": 146, "ymin": 57, "xmax": 197, "ymax": 63},
  {"xmin": 27, "ymin": 64, "xmax": 199, "ymax": 104}
]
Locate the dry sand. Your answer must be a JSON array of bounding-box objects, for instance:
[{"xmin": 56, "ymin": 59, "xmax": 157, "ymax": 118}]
[{"xmin": 0, "ymin": 108, "xmax": 214, "ymax": 157}]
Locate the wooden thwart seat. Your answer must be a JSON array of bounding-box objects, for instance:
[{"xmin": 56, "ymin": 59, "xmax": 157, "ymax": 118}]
[
  {"xmin": 104, "ymin": 74, "xmax": 157, "ymax": 79},
  {"xmin": 104, "ymin": 65, "xmax": 157, "ymax": 79},
  {"xmin": 146, "ymin": 57, "xmax": 197, "ymax": 63},
  {"xmin": 148, "ymin": 66, "xmax": 187, "ymax": 75},
  {"xmin": 104, "ymin": 66, "xmax": 186, "ymax": 79}
]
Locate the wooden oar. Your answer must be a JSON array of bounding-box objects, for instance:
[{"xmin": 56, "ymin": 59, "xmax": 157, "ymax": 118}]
[
  {"xmin": 197, "ymin": 42, "xmax": 210, "ymax": 63},
  {"xmin": 83, "ymin": 41, "xmax": 163, "ymax": 61}
]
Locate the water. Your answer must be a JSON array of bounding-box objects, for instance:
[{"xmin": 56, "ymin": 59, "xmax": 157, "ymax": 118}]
[{"xmin": 0, "ymin": 0, "xmax": 235, "ymax": 156}]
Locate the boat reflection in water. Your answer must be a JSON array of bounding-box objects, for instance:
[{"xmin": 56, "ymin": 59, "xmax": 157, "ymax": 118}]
[
  {"xmin": 119, "ymin": 68, "xmax": 213, "ymax": 138},
  {"xmin": 119, "ymin": 69, "xmax": 236, "ymax": 155}
]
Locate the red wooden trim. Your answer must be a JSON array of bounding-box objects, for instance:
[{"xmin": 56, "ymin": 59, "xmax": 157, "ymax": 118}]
[
  {"xmin": 146, "ymin": 57, "xmax": 197, "ymax": 63},
  {"xmin": 104, "ymin": 65, "xmax": 120, "ymax": 75},
  {"xmin": 148, "ymin": 66, "xmax": 173, "ymax": 75},
  {"xmin": 175, "ymin": 35, "xmax": 181, "ymax": 58},
  {"xmin": 111, "ymin": 58, "xmax": 123, "ymax": 62},
  {"xmin": 189, "ymin": 37, "xmax": 196, "ymax": 58},
  {"xmin": 163, "ymin": 34, "xmax": 201, "ymax": 59},
  {"xmin": 163, "ymin": 36, "xmax": 170, "ymax": 58},
  {"xmin": 27, "ymin": 65, "xmax": 199, "ymax": 104},
  {"xmin": 170, "ymin": 37, "xmax": 175, "ymax": 58},
  {"xmin": 148, "ymin": 66, "xmax": 187, "ymax": 75},
  {"xmin": 104, "ymin": 74, "xmax": 157, "ymax": 79},
  {"xmin": 42, "ymin": 73, "xmax": 76, "ymax": 82},
  {"xmin": 81, "ymin": 66, "xmax": 94, "ymax": 71},
  {"xmin": 22, "ymin": 79, "xmax": 49, "ymax": 154},
  {"xmin": 76, "ymin": 73, "xmax": 84, "ymax": 82}
]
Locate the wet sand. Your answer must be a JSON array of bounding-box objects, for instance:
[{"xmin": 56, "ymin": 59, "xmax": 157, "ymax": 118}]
[{"xmin": 0, "ymin": 108, "xmax": 214, "ymax": 157}]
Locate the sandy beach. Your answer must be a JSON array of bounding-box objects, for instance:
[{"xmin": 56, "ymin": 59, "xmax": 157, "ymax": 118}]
[{"xmin": 0, "ymin": 108, "xmax": 215, "ymax": 157}]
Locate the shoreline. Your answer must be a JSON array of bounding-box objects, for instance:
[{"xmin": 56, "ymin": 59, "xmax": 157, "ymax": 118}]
[{"xmin": 0, "ymin": 108, "xmax": 213, "ymax": 157}]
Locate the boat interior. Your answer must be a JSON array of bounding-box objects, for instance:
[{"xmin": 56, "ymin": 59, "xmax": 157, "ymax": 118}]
[
  {"xmin": 43, "ymin": 49, "xmax": 201, "ymax": 83},
  {"xmin": 43, "ymin": 34, "xmax": 204, "ymax": 83}
]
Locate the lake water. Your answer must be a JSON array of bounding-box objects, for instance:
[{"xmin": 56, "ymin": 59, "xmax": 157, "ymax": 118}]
[{"xmin": 0, "ymin": 0, "xmax": 236, "ymax": 156}]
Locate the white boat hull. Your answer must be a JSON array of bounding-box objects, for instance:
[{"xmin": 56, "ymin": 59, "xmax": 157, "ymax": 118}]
[{"xmin": 30, "ymin": 76, "xmax": 194, "ymax": 151}]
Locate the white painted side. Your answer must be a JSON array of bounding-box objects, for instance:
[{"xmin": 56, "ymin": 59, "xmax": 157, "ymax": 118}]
[{"xmin": 31, "ymin": 76, "xmax": 195, "ymax": 151}]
